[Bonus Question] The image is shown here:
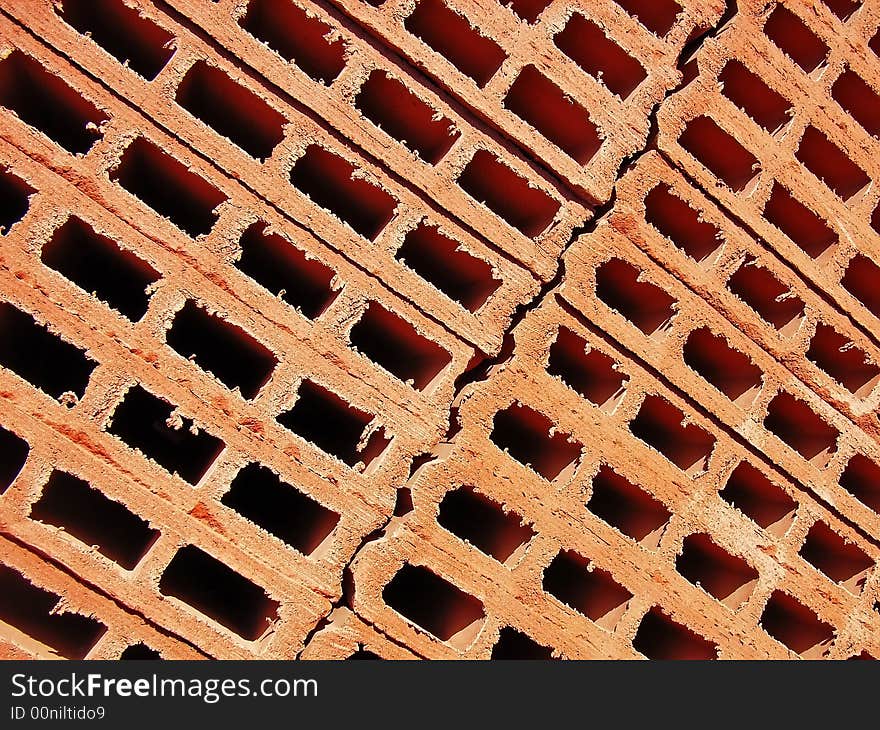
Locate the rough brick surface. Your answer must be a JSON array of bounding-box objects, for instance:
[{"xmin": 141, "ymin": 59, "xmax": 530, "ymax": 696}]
[{"xmin": 1, "ymin": 0, "xmax": 879, "ymax": 660}]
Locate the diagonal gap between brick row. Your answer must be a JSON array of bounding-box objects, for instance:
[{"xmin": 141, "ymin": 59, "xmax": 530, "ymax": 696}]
[
  {"xmin": 657, "ymin": 145, "xmax": 880, "ymax": 377},
  {"xmin": 0, "ymin": 8, "xmax": 535, "ymax": 357},
  {"xmin": 0, "ymin": 530, "xmax": 213, "ymax": 659},
  {"xmin": 329, "ymin": 1, "xmax": 740, "ymax": 651},
  {"xmin": 553, "ymin": 294, "xmax": 880, "ymax": 555},
  {"xmin": 298, "ymin": 0, "xmax": 600, "ymax": 204}
]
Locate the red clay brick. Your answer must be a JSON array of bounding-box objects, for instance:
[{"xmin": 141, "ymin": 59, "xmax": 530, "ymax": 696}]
[{"xmin": 3, "ymin": 0, "xmax": 880, "ymax": 662}]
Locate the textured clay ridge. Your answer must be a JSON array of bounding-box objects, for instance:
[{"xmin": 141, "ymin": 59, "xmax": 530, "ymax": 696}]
[{"xmin": 0, "ymin": 0, "xmax": 879, "ymax": 660}]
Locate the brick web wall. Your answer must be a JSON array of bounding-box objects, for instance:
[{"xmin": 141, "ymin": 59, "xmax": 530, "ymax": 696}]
[{"xmin": 0, "ymin": 0, "xmax": 878, "ymax": 660}]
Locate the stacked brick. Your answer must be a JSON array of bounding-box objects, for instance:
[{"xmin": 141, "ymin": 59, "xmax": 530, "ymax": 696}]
[
  {"xmin": 352, "ymin": 294, "xmax": 880, "ymax": 658},
  {"xmin": 657, "ymin": 0, "xmax": 880, "ymax": 345},
  {"xmin": 0, "ymin": 6, "xmax": 542, "ymax": 353},
  {"xmin": 0, "ymin": 0, "xmax": 878, "ymax": 660},
  {"xmin": 0, "ymin": 536, "xmax": 202, "ymax": 659},
  {"xmin": 311, "ymin": 0, "xmax": 724, "ymax": 200}
]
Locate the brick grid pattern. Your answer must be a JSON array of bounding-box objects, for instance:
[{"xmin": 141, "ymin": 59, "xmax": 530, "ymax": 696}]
[
  {"xmin": 317, "ymin": 0, "xmax": 724, "ymax": 201},
  {"xmin": 0, "ymin": 0, "xmax": 879, "ymax": 660},
  {"xmin": 353, "ymin": 296, "xmax": 880, "ymax": 659},
  {"xmin": 658, "ymin": 0, "xmax": 880, "ymax": 345}
]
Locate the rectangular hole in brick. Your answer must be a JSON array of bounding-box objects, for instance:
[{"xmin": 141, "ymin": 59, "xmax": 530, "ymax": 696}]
[
  {"xmin": 458, "ymin": 150, "xmax": 559, "ymax": 238},
  {"xmin": 383, "ymin": 563, "xmax": 485, "ymax": 649},
  {"xmin": 108, "ymin": 385, "xmax": 225, "ymax": 485},
  {"xmin": 166, "ymin": 301, "xmax": 277, "ymax": 399},
  {"xmin": 720, "ymin": 462, "xmax": 796, "ymax": 536},
  {"xmin": 679, "ymin": 116, "xmax": 760, "ymax": 192},
  {"xmin": 290, "ymin": 145, "xmax": 397, "ymax": 241},
  {"xmin": 553, "ymin": 15, "xmax": 647, "ymax": 100},
  {"xmin": 614, "ymin": 0, "xmax": 681, "ymax": 37},
  {"xmin": 159, "ymin": 545, "xmax": 278, "ymax": 640},
  {"xmin": 596, "ymin": 258, "xmax": 676, "ymax": 337},
  {"xmin": 588, "ymin": 465, "xmax": 671, "ymax": 548},
  {"xmin": 394, "ymin": 486, "xmax": 413, "ymax": 517},
  {"xmin": 871, "ymin": 27, "xmax": 880, "ymax": 57},
  {"xmin": 277, "ymin": 379, "xmax": 391, "ymax": 471},
  {"xmin": 120, "ymin": 643, "xmax": 161, "ymax": 660},
  {"xmin": 842, "ymin": 254, "xmax": 880, "ymax": 320},
  {"xmin": 807, "ymin": 324, "xmax": 880, "ymax": 396},
  {"xmin": 0, "ymin": 168, "xmax": 34, "ymax": 235},
  {"xmin": 676, "ymin": 533, "xmax": 758, "ymax": 609},
  {"xmin": 764, "ymin": 5, "xmax": 829, "ymax": 72},
  {"xmin": 490, "ymin": 403, "xmax": 582, "ymax": 482},
  {"xmin": 176, "ymin": 62, "xmax": 286, "ymax": 161},
  {"xmin": 547, "ymin": 327, "xmax": 627, "ymax": 411},
  {"xmin": 490, "ymin": 627, "xmax": 553, "ymax": 659},
  {"xmin": 239, "ymin": 0, "xmax": 347, "ymax": 84},
  {"xmin": 56, "ymin": 0, "xmax": 176, "ymax": 81},
  {"xmin": 543, "ymin": 550, "xmax": 632, "ymax": 630},
  {"xmin": 349, "ymin": 302, "xmax": 451, "ymax": 391},
  {"xmin": 502, "ymin": 0, "xmax": 552, "ymax": 24},
  {"xmin": 822, "ymin": 0, "xmax": 861, "ymax": 20},
  {"xmin": 848, "ymin": 650, "xmax": 875, "ymax": 660},
  {"xmin": 404, "ymin": 0, "xmax": 507, "ymax": 88},
  {"xmin": 111, "ymin": 138, "xmax": 226, "ymax": 237},
  {"xmin": 683, "ymin": 327, "xmax": 763, "ymax": 406},
  {"xmin": 630, "ymin": 395, "xmax": 715, "ymax": 476},
  {"xmin": 763, "ymin": 183, "xmax": 837, "ymax": 259},
  {"xmin": 0, "ymin": 425, "xmax": 28, "ymax": 494},
  {"xmin": 633, "ymin": 607, "xmax": 717, "ymax": 659},
  {"xmin": 760, "ymin": 590, "xmax": 833, "ymax": 658},
  {"xmin": 799, "ymin": 521, "xmax": 873, "ymax": 594},
  {"xmin": 437, "ymin": 485, "xmax": 535, "ymax": 564},
  {"xmin": 796, "ymin": 126, "xmax": 868, "ymax": 200},
  {"xmin": 346, "ymin": 649, "xmax": 381, "ymax": 660},
  {"xmin": 30, "ymin": 470, "xmax": 159, "ymax": 570},
  {"xmin": 840, "ymin": 454, "xmax": 880, "ymax": 513},
  {"xmin": 41, "ymin": 216, "xmax": 160, "ymax": 321},
  {"xmin": 0, "ymin": 565, "xmax": 106, "ymax": 659},
  {"xmin": 395, "ymin": 223, "xmax": 500, "ymax": 312},
  {"xmin": 503, "ymin": 65, "xmax": 602, "ymax": 164},
  {"xmin": 235, "ymin": 222, "xmax": 338, "ymax": 319},
  {"xmin": 727, "ymin": 259, "xmax": 805, "ymax": 336},
  {"xmin": 719, "ymin": 60, "xmax": 792, "ymax": 133},
  {"xmin": 222, "ymin": 463, "xmax": 339, "ymax": 556},
  {"xmin": 355, "ymin": 71, "xmax": 459, "ymax": 164},
  {"xmin": 764, "ymin": 392, "xmax": 839, "ymax": 467},
  {"xmin": 0, "ymin": 302, "xmax": 95, "ymax": 400},
  {"xmin": 831, "ymin": 68, "xmax": 880, "ymax": 137},
  {"xmin": 0, "ymin": 51, "xmax": 108, "ymax": 155},
  {"xmin": 644, "ymin": 184, "xmax": 722, "ymax": 263}
]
